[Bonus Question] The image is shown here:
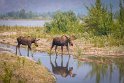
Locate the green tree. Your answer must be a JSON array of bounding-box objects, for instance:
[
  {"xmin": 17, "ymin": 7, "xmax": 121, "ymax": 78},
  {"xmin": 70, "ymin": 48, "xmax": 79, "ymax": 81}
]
[
  {"xmin": 118, "ymin": 0, "xmax": 124, "ymax": 38},
  {"xmin": 84, "ymin": 0, "xmax": 112, "ymax": 36},
  {"xmin": 19, "ymin": 9, "xmax": 26, "ymax": 18},
  {"xmin": 44, "ymin": 11, "xmax": 80, "ymax": 33}
]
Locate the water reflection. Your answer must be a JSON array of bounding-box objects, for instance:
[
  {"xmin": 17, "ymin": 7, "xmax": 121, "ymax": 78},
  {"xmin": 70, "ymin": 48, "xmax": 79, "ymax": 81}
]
[
  {"xmin": 85, "ymin": 61, "xmax": 109, "ymax": 83},
  {"xmin": 113, "ymin": 57, "xmax": 124, "ymax": 83},
  {"xmin": 49, "ymin": 54, "xmax": 76, "ymax": 78},
  {"xmin": 84, "ymin": 56, "xmax": 124, "ymax": 83}
]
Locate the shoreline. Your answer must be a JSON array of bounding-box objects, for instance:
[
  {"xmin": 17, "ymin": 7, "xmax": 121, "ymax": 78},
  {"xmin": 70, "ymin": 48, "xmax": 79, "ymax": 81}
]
[{"xmin": 0, "ymin": 37, "xmax": 124, "ymax": 57}]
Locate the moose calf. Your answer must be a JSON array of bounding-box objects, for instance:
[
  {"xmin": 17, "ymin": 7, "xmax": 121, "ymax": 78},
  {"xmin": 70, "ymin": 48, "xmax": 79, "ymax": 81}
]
[{"xmin": 16, "ymin": 36, "xmax": 39, "ymax": 56}]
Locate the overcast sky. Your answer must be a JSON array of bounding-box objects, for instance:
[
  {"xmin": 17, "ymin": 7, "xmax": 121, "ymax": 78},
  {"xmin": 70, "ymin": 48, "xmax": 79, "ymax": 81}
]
[{"xmin": 0, "ymin": 0, "xmax": 120, "ymax": 15}]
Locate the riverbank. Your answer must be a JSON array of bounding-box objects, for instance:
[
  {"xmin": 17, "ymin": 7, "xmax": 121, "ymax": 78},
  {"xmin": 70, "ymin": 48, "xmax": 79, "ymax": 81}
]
[
  {"xmin": 0, "ymin": 32, "xmax": 124, "ymax": 57},
  {"xmin": 0, "ymin": 48, "xmax": 56, "ymax": 83},
  {"xmin": 0, "ymin": 26, "xmax": 124, "ymax": 58}
]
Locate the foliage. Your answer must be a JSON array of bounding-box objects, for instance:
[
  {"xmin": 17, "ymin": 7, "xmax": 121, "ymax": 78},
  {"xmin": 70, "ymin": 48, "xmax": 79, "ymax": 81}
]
[
  {"xmin": 37, "ymin": 58, "xmax": 42, "ymax": 65},
  {"xmin": 44, "ymin": 11, "xmax": 82, "ymax": 34},
  {"xmin": 84, "ymin": 0, "xmax": 112, "ymax": 36},
  {"xmin": 82, "ymin": 0, "xmax": 124, "ymax": 46},
  {"xmin": 118, "ymin": 0, "xmax": 124, "ymax": 38}
]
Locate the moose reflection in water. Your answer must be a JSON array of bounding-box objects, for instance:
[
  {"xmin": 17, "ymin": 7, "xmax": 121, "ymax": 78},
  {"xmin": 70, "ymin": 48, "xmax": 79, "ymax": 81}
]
[
  {"xmin": 16, "ymin": 36, "xmax": 39, "ymax": 56},
  {"xmin": 50, "ymin": 35, "xmax": 76, "ymax": 55},
  {"xmin": 49, "ymin": 54, "xmax": 76, "ymax": 78}
]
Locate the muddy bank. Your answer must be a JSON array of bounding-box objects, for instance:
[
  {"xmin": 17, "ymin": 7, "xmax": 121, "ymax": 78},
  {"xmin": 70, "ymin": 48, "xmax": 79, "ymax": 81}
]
[
  {"xmin": 0, "ymin": 36, "xmax": 124, "ymax": 56},
  {"xmin": 0, "ymin": 48, "xmax": 56, "ymax": 83}
]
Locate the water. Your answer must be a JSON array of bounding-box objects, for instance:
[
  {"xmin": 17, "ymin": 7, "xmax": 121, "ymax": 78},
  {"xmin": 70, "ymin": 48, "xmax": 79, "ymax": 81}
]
[
  {"xmin": 0, "ymin": 20, "xmax": 50, "ymax": 27},
  {"xmin": 0, "ymin": 43, "xmax": 124, "ymax": 83}
]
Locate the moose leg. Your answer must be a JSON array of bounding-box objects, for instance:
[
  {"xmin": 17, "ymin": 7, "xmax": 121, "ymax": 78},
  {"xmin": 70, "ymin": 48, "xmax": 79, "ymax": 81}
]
[
  {"xmin": 16, "ymin": 44, "xmax": 20, "ymax": 55},
  {"xmin": 55, "ymin": 45, "xmax": 58, "ymax": 54},
  {"xmin": 55, "ymin": 52, "xmax": 58, "ymax": 60},
  {"xmin": 16, "ymin": 44, "xmax": 22, "ymax": 56},
  {"xmin": 61, "ymin": 46, "xmax": 63, "ymax": 55},
  {"xmin": 61, "ymin": 55, "xmax": 63, "ymax": 67},
  {"xmin": 18, "ymin": 47, "xmax": 22, "ymax": 56},
  {"xmin": 16, "ymin": 45, "xmax": 18, "ymax": 55},
  {"xmin": 66, "ymin": 45, "xmax": 70, "ymax": 55},
  {"xmin": 28, "ymin": 45, "xmax": 31, "ymax": 57},
  {"xmin": 50, "ymin": 44, "xmax": 54, "ymax": 54},
  {"xmin": 55, "ymin": 54, "xmax": 58, "ymax": 67},
  {"xmin": 66, "ymin": 55, "xmax": 70, "ymax": 68},
  {"xmin": 49, "ymin": 54, "xmax": 55, "ymax": 69}
]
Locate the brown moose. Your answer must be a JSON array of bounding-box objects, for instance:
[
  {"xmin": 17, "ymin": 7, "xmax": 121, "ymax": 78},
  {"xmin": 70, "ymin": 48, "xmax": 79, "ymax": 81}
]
[
  {"xmin": 50, "ymin": 54, "xmax": 76, "ymax": 77},
  {"xmin": 16, "ymin": 36, "xmax": 39, "ymax": 56},
  {"xmin": 50, "ymin": 35, "xmax": 76, "ymax": 55}
]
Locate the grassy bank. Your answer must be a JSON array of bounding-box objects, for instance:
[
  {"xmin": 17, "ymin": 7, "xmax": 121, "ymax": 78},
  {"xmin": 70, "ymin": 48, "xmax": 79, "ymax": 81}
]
[{"xmin": 0, "ymin": 50, "xmax": 55, "ymax": 83}]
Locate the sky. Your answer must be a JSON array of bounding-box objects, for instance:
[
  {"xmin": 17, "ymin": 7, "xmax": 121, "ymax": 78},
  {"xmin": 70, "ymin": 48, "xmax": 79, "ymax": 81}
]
[{"xmin": 0, "ymin": 0, "xmax": 120, "ymax": 15}]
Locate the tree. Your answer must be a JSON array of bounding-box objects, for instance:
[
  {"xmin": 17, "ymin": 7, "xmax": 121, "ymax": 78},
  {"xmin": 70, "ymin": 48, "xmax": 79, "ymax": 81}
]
[
  {"xmin": 118, "ymin": 0, "xmax": 124, "ymax": 38},
  {"xmin": 44, "ymin": 11, "xmax": 80, "ymax": 33},
  {"xmin": 19, "ymin": 9, "xmax": 26, "ymax": 18},
  {"xmin": 84, "ymin": 0, "xmax": 112, "ymax": 36}
]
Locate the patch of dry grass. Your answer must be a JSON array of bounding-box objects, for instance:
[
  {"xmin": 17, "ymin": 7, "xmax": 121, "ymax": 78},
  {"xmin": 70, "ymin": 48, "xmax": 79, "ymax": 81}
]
[{"xmin": 0, "ymin": 52, "xmax": 56, "ymax": 83}]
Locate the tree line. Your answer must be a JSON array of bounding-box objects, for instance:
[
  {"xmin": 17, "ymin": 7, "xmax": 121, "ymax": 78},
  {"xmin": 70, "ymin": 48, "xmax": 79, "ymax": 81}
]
[{"xmin": 0, "ymin": 9, "xmax": 53, "ymax": 19}]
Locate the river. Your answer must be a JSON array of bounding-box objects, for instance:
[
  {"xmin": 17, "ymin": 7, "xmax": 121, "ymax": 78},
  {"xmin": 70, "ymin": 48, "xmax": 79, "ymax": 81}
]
[
  {"xmin": 0, "ymin": 43, "xmax": 124, "ymax": 83},
  {"xmin": 0, "ymin": 20, "xmax": 50, "ymax": 27}
]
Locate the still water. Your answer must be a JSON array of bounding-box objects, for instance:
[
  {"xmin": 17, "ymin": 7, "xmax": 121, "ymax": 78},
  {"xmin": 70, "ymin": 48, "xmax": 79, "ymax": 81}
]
[
  {"xmin": 0, "ymin": 20, "xmax": 50, "ymax": 27},
  {"xmin": 0, "ymin": 43, "xmax": 124, "ymax": 83}
]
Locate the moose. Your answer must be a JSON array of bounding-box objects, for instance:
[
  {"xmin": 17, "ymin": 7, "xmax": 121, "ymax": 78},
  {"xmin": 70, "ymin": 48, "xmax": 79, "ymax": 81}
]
[
  {"xmin": 49, "ymin": 54, "xmax": 76, "ymax": 77},
  {"xmin": 50, "ymin": 35, "xmax": 76, "ymax": 55},
  {"xmin": 16, "ymin": 36, "xmax": 39, "ymax": 56}
]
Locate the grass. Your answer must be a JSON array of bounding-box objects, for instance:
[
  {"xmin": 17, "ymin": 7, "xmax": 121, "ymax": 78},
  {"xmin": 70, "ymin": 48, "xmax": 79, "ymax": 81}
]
[
  {"xmin": 37, "ymin": 58, "xmax": 42, "ymax": 65},
  {"xmin": 75, "ymin": 44, "xmax": 82, "ymax": 57},
  {"xmin": 0, "ymin": 52, "xmax": 55, "ymax": 83},
  {"xmin": 0, "ymin": 26, "xmax": 48, "ymax": 38}
]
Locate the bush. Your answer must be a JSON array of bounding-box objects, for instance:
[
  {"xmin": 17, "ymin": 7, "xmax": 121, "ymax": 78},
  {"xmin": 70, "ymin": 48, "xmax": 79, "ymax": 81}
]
[{"xmin": 44, "ymin": 11, "xmax": 82, "ymax": 34}]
